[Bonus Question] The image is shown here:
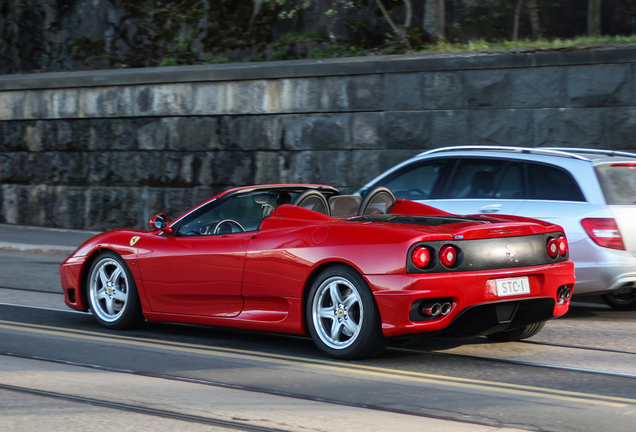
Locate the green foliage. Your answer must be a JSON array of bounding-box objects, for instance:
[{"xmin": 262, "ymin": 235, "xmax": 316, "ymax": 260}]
[
  {"xmin": 276, "ymin": 31, "xmax": 327, "ymax": 45},
  {"xmin": 200, "ymin": 54, "xmax": 231, "ymax": 64},
  {"xmin": 263, "ymin": 0, "xmax": 353, "ymax": 19},
  {"xmin": 72, "ymin": 36, "xmax": 108, "ymax": 62},
  {"xmin": 309, "ymin": 44, "xmax": 369, "ymax": 59},
  {"xmin": 417, "ymin": 35, "xmax": 636, "ymax": 54},
  {"xmin": 161, "ymin": 58, "xmax": 178, "ymax": 66},
  {"xmin": 244, "ymin": 53, "xmax": 265, "ymax": 62},
  {"xmin": 271, "ymin": 49, "xmax": 290, "ymax": 61}
]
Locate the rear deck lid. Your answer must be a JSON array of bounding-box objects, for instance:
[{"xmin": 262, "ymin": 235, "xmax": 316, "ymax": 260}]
[{"xmin": 595, "ymin": 163, "xmax": 636, "ymax": 255}]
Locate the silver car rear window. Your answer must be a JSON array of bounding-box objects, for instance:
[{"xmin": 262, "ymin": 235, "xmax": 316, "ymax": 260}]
[{"xmin": 595, "ymin": 164, "xmax": 636, "ymax": 205}]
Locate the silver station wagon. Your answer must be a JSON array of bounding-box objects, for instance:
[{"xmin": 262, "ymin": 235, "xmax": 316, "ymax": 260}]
[{"xmin": 359, "ymin": 146, "xmax": 636, "ymax": 310}]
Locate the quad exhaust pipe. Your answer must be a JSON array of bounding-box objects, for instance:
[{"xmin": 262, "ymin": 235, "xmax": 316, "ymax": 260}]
[
  {"xmin": 556, "ymin": 285, "xmax": 572, "ymax": 306},
  {"xmin": 421, "ymin": 301, "xmax": 453, "ymax": 317}
]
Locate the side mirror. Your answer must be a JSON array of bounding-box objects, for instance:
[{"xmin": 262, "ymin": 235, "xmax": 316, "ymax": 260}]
[{"xmin": 149, "ymin": 214, "xmax": 173, "ymax": 234}]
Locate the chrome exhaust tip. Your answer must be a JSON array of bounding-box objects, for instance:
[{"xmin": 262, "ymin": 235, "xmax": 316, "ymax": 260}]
[
  {"xmin": 556, "ymin": 286, "xmax": 571, "ymax": 306},
  {"xmin": 441, "ymin": 302, "xmax": 452, "ymax": 316},
  {"xmin": 422, "ymin": 303, "xmax": 442, "ymax": 317}
]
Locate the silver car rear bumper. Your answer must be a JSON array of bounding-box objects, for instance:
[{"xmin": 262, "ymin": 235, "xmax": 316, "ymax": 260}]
[{"xmin": 571, "ymin": 239, "xmax": 636, "ymax": 295}]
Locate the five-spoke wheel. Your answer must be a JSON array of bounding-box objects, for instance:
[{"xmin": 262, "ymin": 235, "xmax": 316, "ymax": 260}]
[
  {"xmin": 307, "ymin": 265, "xmax": 385, "ymax": 359},
  {"xmin": 88, "ymin": 251, "xmax": 143, "ymax": 329}
]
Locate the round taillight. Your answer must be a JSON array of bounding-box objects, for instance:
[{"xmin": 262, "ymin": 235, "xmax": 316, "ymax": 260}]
[
  {"xmin": 412, "ymin": 246, "xmax": 430, "ymax": 268},
  {"xmin": 557, "ymin": 235, "xmax": 568, "ymax": 255},
  {"xmin": 547, "ymin": 237, "xmax": 558, "ymax": 258},
  {"xmin": 439, "ymin": 245, "xmax": 457, "ymax": 267}
]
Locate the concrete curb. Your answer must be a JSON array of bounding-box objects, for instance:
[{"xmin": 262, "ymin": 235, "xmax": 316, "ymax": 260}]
[
  {"xmin": 0, "ymin": 242, "xmax": 75, "ymax": 258},
  {"xmin": 2, "ymin": 45, "xmax": 636, "ymax": 90}
]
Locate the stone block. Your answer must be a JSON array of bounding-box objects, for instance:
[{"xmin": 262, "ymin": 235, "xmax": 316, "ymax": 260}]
[
  {"xmin": 108, "ymin": 152, "xmax": 136, "ymax": 186},
  {"xmin": 23, "ymin": 121, "xmax": 45, "ymax": 152},
  {"xmin": 317, "ymin": 77, "xmax": 349, "ymax": 112},
  {"xmin": 376, "ymin": 149, "xmax": 423, "ymax": 174},
  {"xmin": 255, "ymin": 80, "xmax": 284, "ymax": 114},
  {"xmin": 285, "ymin": 151, "xmax": 320, "ymax": 184},
  {"xmin": 353, "ymin": 112, "xmax": 384, "ymax": 149},
  {"xmin": 67, "ymin": 152, "xmax": 88, "ymax": 185},
  {"xmin": 282, "ymin": 114, "xmax": 352, "ymax": 151},
  {"xmin": 346, "ymin": 75, "xmax": 383, "ymax": 111},
  {"xmin": 350, "ymin": 150, "xmax": 382, "ymax": 189},
  {"xmin": 533, "ymin": 108, "xmax": 567, "ymax": 147},
  {"xmin": 254, "ymin": 151, "xmax": 283, "ymax": 184},
  {"xmin": 0, "ymin": 122, "xmax": 28, "ymax": 151},
  {"xmin": 208, "ymin": 151, "xmax": 255, "ymax": 186},
  {"xmin": 423, "ymin": 71, "xmax": 465, "ymax": 110},
  {"xmin": 192, "ymin": 82, "xmax": 224, "ymax": 115},
  {"xmin": 78, "ymin": 88, "xmax": 101, "ymax": 118},
  {"xmin": 465, "ymin": 69, "xmax": 511, "ymax": 109},
  {"xmin": 179, "ymin": 153, "xmax": 203, "ymax": 185},
  {"xmin": 87, "ymin": 151, "xmax": 111, "ymax": 184},
  {"xmin": 603, "ymin": 107, "xmax": 636, "ymax": 150},
  {"xmin": 191, "ymin": 186, "xmax": 219, "ymax": 208},
  {"xmin": 385, "ymin": 73, "xmax": 423, "ymax": 111},
  {"xmin": 567, "ymin": 64, "xmax": 631, "ymax": 107},
  {"xmin": 471, "ymin": 109, "xmax": 535, "ymax": 147},
  {"xmin": 279, "ymin": 78, "xmax": 320, "ymax": 113},
  {"xmin": 431, "ymin": 110, "xmax": 470, "ymax": 147},
  {"xmin": 24, "ymin": 90, "xmax": 52, "ymax": 119},
  {"xmin": 1, "ymin": 184, "xmax": 18, "ymax": 224},
  {"xmin": 52, "ymin": 186, "xmax": 86, "ymax": 228},
  {"xmin": 221, "ymin": 82, "xmax": 253, "ymax": 115},
  {"xmin": 562, "ymin": 108, "xmax": 604, "ymax": 148},
  {"xmin": 509, "ymin": 67, "xmax": 565, "ymax": 108},
  {"xmin": 162, "ymin": 187, "xmax": 198, "ymax": 224},
  {"xmin": 0, "ymin": 91, "xmax": 25, "ymax": 121},
  {"xmin": 134, "ymin": 84, "xmax": 194, "ymax": 117},
  {"xmin": 51, "ymin": 88, "xmax": 80, "ymax": 119},
  {"xmin": 384, "ymin": 111, "xmax": 431, "ymax": 150},
  {"xmin": 534, "ymin": 107, "xmax": 604, "ymax": 148},
  {"xmin": 135, "ymin": 118, "xmax": 168, "ymax": 151},
  {"xmin": 221, "ymin": 116, "xmax": 281, "ymax": 151},
  {"xmin": 141, "ymin": 186, "xmax": 168, "ymax": 226},
  {"xmin": 162, "ymin": 151, "xmax": 182, "ymax": 185},
  {"xmin": 2, "ymin": 152, "xmax": 29, "ymax": 183}
]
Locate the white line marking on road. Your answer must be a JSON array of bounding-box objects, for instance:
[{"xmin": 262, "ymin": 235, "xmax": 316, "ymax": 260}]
[{"xmin": 0, "ymin": 302, "xmax": 88, "ymax": 314}]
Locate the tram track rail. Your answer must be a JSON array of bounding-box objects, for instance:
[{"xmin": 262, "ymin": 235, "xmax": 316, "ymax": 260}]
[
  {"xmin": 1, "ymin": 317, "xmax": 636, "ymax": 409},
  {"xmin": 0, "ymin": 381, "xmax": 289, "ymax": 432},
  {"xmin": 0, "ymin": 351, "xmax": 518, "ymax": 430}
]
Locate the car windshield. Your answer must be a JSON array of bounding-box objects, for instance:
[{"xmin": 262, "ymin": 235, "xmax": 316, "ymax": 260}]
[
  {"xmin": 595, "ymin": 164, "xmax": 636, "ymax": 205},
  {"xmin": 176, "ymin": 191, "xmax": 290, "ymax": 235}
]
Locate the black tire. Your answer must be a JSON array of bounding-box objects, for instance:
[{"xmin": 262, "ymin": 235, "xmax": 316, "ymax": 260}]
[
  {"xmin": 601, "ymin": 292, "xmax": 636, "ymax": 311},
  {"xmin": 306, "ymin": 265, "xmax": 386, "ymax": 360},
  {"xmin": 486, "ymin": 321, "xmax": 546, "ymax": 342},
  {"xmin": 87, "ymin": 251, "xmax": 144, "ymax": 330}
]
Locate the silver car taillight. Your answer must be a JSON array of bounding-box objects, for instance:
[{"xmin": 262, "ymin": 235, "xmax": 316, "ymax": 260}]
[{"xmin": 580, "ymin": 218, "xmax": 626, "ymax": 251}]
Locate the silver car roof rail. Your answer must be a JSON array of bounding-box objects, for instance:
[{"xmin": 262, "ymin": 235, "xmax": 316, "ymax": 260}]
[
  {"xmin": 543, "ymin": 147, "xmax": 636, "ymax": 159},
  {"xmin": 417, "ymin": 145, "xmax": 591, "ymax": 161}
]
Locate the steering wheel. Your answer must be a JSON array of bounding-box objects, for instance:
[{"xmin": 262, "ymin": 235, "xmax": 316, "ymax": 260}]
[{"xmin": 213, "ymin": 219, "xmax": 245, "ymax": 235}]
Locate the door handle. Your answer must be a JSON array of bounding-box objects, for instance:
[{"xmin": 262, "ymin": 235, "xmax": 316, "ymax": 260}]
[{"xmin": 479, "ymin": 205, "xmax": 502, "ymax": 214}]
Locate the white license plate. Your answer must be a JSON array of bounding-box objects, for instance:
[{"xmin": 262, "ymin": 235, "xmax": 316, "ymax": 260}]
[{"xmin": 495, "ymin": 277, "xmax": 531, "ymax": 297}]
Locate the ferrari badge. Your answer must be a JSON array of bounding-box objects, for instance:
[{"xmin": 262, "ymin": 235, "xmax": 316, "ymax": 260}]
[{"xmin": 130, "ymin": 236, "xmax": 141, "ymax": 246}]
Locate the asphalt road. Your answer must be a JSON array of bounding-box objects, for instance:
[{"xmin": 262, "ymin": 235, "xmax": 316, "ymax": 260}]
[{"xmin": 1, "ymin": 245, "xmax": 636, "ymax": 431}]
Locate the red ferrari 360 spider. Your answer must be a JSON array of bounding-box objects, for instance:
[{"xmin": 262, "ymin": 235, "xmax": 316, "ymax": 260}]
[{"xmin": 61, "ymin": 184, "xmax": 574, "ymax": 359}]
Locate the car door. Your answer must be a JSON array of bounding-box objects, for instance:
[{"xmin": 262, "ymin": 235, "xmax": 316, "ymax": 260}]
[
  {"xmin": 137, "ymin": 192, "xmax": 277, "ymax": 317},
  {"xmin": 431, "ymin": 158, "xmax": 527, "ymax": 216}
]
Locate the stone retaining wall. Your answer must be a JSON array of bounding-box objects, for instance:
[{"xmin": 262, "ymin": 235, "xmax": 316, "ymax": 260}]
[{"xmin": 2, "ymin": 48, "xmax": 636, "ymax": 230}]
